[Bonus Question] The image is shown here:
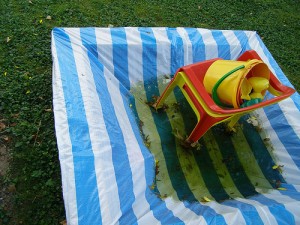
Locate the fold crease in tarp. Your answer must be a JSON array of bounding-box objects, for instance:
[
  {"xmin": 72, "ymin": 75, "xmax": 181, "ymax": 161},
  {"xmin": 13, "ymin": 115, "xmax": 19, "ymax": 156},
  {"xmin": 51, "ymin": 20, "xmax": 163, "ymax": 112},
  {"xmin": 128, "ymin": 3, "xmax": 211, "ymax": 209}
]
[{"xmin": 52, "ymin": 27, "xmax": 300, "ymax": 225}]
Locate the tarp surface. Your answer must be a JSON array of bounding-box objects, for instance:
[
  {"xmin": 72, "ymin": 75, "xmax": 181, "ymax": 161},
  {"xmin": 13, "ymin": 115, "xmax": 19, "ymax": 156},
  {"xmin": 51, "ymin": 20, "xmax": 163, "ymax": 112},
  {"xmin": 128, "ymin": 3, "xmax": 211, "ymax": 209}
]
[{"xmin": 52, "ymin": 27, "xmax": 300, "ymax": 225}]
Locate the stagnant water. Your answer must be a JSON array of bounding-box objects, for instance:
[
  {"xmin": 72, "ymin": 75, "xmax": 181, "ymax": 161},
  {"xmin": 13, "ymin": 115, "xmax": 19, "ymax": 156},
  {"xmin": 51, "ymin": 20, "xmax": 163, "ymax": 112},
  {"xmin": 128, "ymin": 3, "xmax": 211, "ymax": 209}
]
[{"xmin": 129, "ymin": 75, "xmax": 284, "ymax": 203}]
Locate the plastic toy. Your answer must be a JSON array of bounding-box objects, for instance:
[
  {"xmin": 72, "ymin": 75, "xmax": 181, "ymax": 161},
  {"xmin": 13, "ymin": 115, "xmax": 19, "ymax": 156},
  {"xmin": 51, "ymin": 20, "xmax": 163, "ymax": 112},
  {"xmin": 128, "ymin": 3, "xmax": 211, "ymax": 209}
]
[{"xmin": 154, "ymin": 50, "xmax": 296, "ymax": 144}]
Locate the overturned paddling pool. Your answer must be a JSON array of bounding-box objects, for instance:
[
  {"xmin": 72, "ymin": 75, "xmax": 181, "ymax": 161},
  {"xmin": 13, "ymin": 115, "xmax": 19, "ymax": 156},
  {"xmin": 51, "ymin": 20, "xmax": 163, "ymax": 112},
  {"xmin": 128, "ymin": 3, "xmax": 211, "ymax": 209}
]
[{"xmin": 52, "ymin": 27, "xmax": 300, "ymax": 224}]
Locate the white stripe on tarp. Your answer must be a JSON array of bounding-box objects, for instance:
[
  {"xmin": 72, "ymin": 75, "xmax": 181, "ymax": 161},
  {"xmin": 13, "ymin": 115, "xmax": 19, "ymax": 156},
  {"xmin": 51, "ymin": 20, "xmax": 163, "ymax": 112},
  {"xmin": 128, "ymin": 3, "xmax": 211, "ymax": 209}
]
[
  {"xmin": 65, "ymin": 28, "xmax": 121, "ymax": 225},
  {"xmin": 197, "ymin": 28, "xmax": 218, "ymax": 59},
  {"xmin": 126, "ymin": 28, "xmax": 145, "ymax": 86},
  {"xmin": 52, "ymin": 30, "xmax": 79, "ymax": 225},
  {"xmin": 95, "ymin": 28, "xmax": 159, "ymax": 225},
  {"xmin": 245, "ymin": 31, "xmax": 300, "ymax": 140},
  {"xmin": 126, "ymin": 27, "xmax": 207, "ymax": 225},
  {"xmin": 176, "ymin": 27, "xmax": 193, "ymax": 65}
]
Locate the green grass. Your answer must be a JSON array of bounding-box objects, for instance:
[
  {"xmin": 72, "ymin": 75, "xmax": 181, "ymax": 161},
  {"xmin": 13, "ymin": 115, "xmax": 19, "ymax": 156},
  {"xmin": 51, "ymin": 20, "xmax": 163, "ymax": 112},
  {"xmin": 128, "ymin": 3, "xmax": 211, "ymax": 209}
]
[{"xmin": 0, "ymin": 0, "xmax": 299, "ymax": 224}]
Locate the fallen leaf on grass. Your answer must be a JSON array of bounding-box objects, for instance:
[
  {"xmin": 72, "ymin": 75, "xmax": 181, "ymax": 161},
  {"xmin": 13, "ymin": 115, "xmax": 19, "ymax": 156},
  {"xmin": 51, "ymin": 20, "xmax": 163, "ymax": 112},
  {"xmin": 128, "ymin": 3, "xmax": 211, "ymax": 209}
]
[
  {"xmin": 2, "ymin": 136, "xmax": 9, "ymax": 142},
  {"xmin": 60, "ymin": 220, "xmax": 67, "ymax": 225},
  {"xmin": 6, "ymin": 37, "xmax": 11, "ymax": 42},
  {"xmin": 0, "ymin": 122, "xmax": 6, "ymax": 130},
  {"xmin": 8, "ymin": 184, "xmax": 16, "ymax": 193},
  {"xmin": 11, "ymin": 113, "xmax": 19, "ymax": 118},
  {"xmin": 46, "ymin": 15, "xmax": 51, "ymax": 20}
]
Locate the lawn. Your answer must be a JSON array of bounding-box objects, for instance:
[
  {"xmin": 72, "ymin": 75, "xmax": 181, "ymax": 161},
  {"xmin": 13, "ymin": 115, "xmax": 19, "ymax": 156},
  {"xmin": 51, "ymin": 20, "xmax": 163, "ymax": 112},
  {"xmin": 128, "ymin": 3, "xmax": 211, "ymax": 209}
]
[{"xmin": 0, "ymin": 0, "xmax": 299, "ymax": 224}]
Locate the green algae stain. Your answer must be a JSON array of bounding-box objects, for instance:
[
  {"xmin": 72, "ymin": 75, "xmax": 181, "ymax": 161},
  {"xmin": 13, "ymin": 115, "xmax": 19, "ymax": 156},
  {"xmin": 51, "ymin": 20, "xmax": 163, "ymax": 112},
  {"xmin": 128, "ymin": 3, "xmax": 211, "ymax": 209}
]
[{"xmin": 129, "ymin": 76, "xmax": 284, "ymax": 203}]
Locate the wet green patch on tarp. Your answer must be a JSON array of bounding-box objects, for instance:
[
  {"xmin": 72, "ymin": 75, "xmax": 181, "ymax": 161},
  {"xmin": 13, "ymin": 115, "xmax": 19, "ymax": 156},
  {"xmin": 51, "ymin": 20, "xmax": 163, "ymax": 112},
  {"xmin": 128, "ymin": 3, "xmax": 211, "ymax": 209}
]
[{"xmin": 129, "ymin": 76, "xmax": 284, "ymax": 203}]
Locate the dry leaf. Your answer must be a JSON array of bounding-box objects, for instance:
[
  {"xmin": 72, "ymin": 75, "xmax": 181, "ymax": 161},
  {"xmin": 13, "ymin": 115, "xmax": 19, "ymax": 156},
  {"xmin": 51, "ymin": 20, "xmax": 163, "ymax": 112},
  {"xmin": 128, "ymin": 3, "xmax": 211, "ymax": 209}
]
[
  {"xmin": 6, "ymin": 37, "xmax": 11, "ymax": 42},
  {"xmin": 44, "ymin": 108, "xmax": 52, "ymax": 112},
  {"xmin": 149, "ymin": 183, "xmax": 156, "ymax": 190},
  {"xmin": 272, "ymin": 165, "xmax": 279, "ymax": 170},
  {"xmin": 2, "ymin": 136, "xmax": 9, "ymax": 141},
  {"xmin": 60, "ymin": 220, "xmax": 67, "ymax": 225},
  {"xmin": 46, "ymin": 15, "xmax": 51, "ymax": 20},
  {"xmin": 0, "ymin": 122, "xmax": 6, "ymax": 130},
  {"xmin": 277, "ymin": 187, "xmax": 287, "ymax": 191},
  {"xmin": 272, "ymin": 164, "xmax": 284, "ymax": 173},
  {"xmin": 8, "ymin": 184, "xmax": 16, "ymax": 193},
  {"xmin": 202, "ymin": 196, "xmax": 211, "ymax": 202},
  {"xmin": 12, "ymin": 113, "xmax": 19, "ymax": 118}
]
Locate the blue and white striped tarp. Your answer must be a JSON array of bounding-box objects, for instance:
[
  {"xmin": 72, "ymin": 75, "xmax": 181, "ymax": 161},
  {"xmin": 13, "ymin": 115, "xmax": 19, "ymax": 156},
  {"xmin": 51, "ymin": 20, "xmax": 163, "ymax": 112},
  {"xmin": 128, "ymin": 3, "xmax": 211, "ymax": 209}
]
[{"xmin": 52, "ymin": 27, "xmax": 300, "ymax": 225}]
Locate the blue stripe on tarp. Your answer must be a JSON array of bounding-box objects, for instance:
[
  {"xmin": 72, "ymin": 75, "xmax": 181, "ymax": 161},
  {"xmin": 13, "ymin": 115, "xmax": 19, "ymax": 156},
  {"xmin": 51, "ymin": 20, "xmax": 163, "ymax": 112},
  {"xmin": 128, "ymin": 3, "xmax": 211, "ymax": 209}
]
[
  {"xmin": 53, "ymin": 28, "xmax": 102, "ymax": 225},
  {"xmin": 184, "ymin": 28, "xmax": 206, "ymax": 63},
  {"xmin": 161, "ymin": 27, "xmax": 227, "ymax": 224},
  {"xmin": 111, "ymin": 28, "xmax": 131, "ymax": 90},
  {"xmin": 80, "ymin": 28, "xmax": 138, "ymax": 225},
  {"xmin": 211, "ymin": 30, "xmax": 231, "ymax": 60},
  {"xmin": 166, "ymin": 28, "xmax": 185, "ymax": 76},
  {"xmin": 142, "ymin": 28, "xmax": 196, "ymax": 203},
  {"xmin": 126, "ymin": 96, "xmax": 184, "ymax": 225},
  {"xmin": 110, "ymin": 27, "xmax": 184, "ymax": 225},
  {"xmin": 211, "ymin": 126, "xmax": 258, "ymax": 197},
  {"xmin": 233, "ymin": 31, "xmax": 249, "ymax": 55}
]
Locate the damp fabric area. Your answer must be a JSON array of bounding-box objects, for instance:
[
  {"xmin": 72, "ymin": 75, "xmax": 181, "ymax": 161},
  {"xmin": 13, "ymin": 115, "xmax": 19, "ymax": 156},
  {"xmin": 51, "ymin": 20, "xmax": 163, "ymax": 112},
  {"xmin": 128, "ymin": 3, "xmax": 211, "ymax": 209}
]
[{"xmin": 52, "ymin": 27, "xmax": 300, "ymax": 225}]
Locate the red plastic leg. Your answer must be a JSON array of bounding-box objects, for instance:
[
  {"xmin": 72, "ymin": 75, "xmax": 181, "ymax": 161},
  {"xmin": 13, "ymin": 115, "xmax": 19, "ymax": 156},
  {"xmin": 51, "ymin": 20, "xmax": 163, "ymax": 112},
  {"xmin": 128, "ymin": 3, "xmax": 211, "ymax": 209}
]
[
  {"xmin": 182, "ymin": 84, "xmax": 230, "ymax": 143},
  {"xmin": 187, "ymin": 105, "xmax": 228, "ymax": 143}
]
